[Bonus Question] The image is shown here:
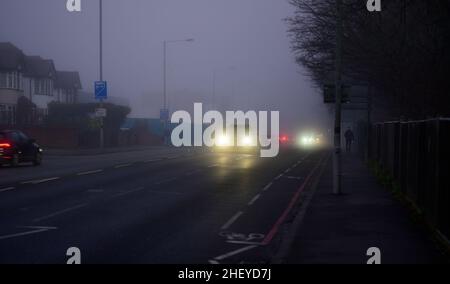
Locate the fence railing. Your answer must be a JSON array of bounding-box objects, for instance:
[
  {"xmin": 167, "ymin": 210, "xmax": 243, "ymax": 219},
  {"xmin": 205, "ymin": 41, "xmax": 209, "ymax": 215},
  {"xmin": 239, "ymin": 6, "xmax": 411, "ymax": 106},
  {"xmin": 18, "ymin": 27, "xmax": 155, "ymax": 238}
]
[{"xmin": 369, "ymin": 118, "xmax": 450, "ymax": 242}]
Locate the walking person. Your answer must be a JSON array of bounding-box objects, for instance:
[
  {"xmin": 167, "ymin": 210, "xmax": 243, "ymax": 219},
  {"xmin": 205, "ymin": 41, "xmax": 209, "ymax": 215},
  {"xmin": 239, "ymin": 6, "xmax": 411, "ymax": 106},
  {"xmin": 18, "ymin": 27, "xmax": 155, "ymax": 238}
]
[{"xmin": 344, "ymin": 128, "xmax": 354, "ymax": 152}]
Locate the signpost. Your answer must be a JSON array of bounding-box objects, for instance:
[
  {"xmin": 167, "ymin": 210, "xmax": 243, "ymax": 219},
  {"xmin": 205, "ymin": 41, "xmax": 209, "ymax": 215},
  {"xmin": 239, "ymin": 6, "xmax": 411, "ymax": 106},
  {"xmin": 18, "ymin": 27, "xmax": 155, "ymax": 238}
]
[
  {"xmin": 95, "ymin": 81, "xmax": 108, "ymax": 101},
  {"xmin": 95, "ymin": 108, "xmax": 107, "ymax": 118}
]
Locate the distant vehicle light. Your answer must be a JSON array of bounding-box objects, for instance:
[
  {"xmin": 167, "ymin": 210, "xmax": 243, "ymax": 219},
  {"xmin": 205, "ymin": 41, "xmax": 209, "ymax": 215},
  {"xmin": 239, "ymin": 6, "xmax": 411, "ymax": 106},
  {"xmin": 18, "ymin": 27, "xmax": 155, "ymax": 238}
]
[
  {"xmin": 242, "ymin": 136, "xmax": 253, "ymax": 146},
  {"xmin": 216, "ymin": 135, "xmax": 230, "ymax": 147},
  {"xmin": 0, "ymin": 143, "xmax": 11, "ymax": 148},
  {"xmin": 280, "ymin": 135, "xmax": 288, "ymax": 142}
]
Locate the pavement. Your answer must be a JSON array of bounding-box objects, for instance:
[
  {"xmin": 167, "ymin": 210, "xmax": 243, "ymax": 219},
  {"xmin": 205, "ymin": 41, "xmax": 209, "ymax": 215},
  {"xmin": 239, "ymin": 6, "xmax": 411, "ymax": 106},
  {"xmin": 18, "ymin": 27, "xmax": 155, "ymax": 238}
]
[{"xmin": 283, "ymin": 152, "xmax": 448, "ymax": 264}]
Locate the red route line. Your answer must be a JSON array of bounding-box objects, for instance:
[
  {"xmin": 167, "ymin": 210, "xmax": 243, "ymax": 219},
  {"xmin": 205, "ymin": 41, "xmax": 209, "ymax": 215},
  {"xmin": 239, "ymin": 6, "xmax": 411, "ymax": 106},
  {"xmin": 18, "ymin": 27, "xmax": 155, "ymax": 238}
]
[{"xmin": 261, "ymin": 154, "xmax": 326, "ymax": 245}]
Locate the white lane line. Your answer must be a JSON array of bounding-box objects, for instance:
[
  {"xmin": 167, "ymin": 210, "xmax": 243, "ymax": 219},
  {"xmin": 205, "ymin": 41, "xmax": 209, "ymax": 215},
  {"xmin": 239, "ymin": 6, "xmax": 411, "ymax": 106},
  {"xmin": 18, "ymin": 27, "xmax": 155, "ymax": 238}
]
[
  {"xmin": 112, "ymin": 187, "xmax": 145, "ymax": 198},
  {"xmin": 284, "ymin": 175, "xmax": 303, "ymax": 180},
  {"xmin": 114, "ymin": 163, "xmax": 132, "ymax": 169},
  {"xmin": 274, "ymin": 174, "xmax": 283, "ymax": 180},
  {"xmin": 208, "ymin": 260, "xmax": 220, "ymax": 264},
  {"xmin": 284, "ymin": 168, "xmax": 291, "ymax": 173},
  {"xmin": 226, "ymin": 240, "xmax": 262, "ymax": 245},
  {"xmin": 21, "ymin": 177, "xmax": 60, "ymax": 185},
  {"xmin": 77, "ymin": 169, "xmax": 103, "ymax": 176},
  {"xmin": 214, "ymin": 245, "xmax": 258, "ymax": 261},
  {"xmin": 247, "ymin": 194, "xmax": 261, "ymax": 206},
  {"xmin": 0, "ymin": 187, "xmax": 15, "ymax": 193},
  {"xmin": 221, "ymin": 211, "xmax": 243, "ymax": 230},
  {"xmin": 144, "ymin": 158, "xmax": 162, "ymax": 163},
  {"xmin": 33, "ymin": 203, "xmax": 87, "ymax": 223},
  {"xmin": 0, "ymin": 226, "xmax": 57, "ymax": 241},
  {"xmin": 262, "ymin": 182, "xmax": 273, "ymax": 191}
]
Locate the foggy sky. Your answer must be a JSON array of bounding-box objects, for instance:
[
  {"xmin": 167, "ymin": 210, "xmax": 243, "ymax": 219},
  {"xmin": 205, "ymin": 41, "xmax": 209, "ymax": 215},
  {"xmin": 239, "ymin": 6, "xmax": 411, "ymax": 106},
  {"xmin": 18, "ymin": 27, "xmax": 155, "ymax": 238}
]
[{"xmin": 0, "ymin": 0, "xmax": 330, "ymax": 133}]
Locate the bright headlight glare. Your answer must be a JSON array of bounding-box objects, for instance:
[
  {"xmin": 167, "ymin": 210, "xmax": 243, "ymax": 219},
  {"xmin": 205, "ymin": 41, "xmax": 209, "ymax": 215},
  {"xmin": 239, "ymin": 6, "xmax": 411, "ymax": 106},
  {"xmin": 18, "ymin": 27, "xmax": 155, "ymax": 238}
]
[
  {"xmin": 242, "ymin": 136, "xmax": 252, "ymax": 146},
  {"xmin": 216, "ymin": 135, "xmax": 230, "ymax": 146}
]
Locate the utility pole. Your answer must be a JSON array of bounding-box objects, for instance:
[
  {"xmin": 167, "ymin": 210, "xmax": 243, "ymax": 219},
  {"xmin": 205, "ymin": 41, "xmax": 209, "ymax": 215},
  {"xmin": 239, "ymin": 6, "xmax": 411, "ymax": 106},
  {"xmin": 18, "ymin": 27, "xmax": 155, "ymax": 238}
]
[
  {"xmin": 333, "ymin": 0, "xmax": 343, "ymax": 195},
  {"xmin": 99, "ymin": 0, "xmax": 104, "ymax": 149}
]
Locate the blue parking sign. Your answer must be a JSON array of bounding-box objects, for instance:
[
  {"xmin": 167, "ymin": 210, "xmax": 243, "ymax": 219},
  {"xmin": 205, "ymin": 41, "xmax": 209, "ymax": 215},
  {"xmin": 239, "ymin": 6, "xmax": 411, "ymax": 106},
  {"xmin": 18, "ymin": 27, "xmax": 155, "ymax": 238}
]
[{"xmin": 95, "ymin": 81, "xmax": 107, "ymax": 100}]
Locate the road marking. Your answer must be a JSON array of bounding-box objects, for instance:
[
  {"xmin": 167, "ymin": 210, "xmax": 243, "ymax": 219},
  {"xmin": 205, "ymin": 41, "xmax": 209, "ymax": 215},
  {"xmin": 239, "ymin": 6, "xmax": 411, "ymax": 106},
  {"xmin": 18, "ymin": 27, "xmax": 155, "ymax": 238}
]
[
  {"xmin": 0, "ymin": 187, "xmax": 15, "ymax": 192},
  {"xmin": 226, "ymin": 240, "xmax": 262, "ymax": 245},
  {"xmin": 262, "ymin": 182, "xmax": 273, "ymax": 191},
  {"xmin": 32, "ymin": 203, "xmax": 87, "ymax": 223},
  {"xmin": 284, "ymin": 168, "xmax": 291, "ymax": 173},
  {"xmin": 0, "ymin": 226, "xmax": 57, "ymax": 241},
  {"xmin": 274, "ymin": 174, "xmax": 283, "ymax": 180},
  {"xmin": 208, "ymin": 260, "xmax": 220, "ymax": 264},
  {"xmin": 114, "ymin": 163, "xmax": 132, "ymax": 169},
  {"xmin": 221, "ymin": 211, "xmax": 243, "ymax": 230},
  {"xmin": 262, "ymin": 156, "xmax": 324, "ymax": 245},
  {"xmin": 213, "ymin": 245, "xmax": 258, "ymax": 261},
  {"xmin": 144, "ymin": 158, "xmax": 162, "ymax": 163},
  {"xmin": 77, "ymin": 169, "xmax": 103, "ymax": 176},
  {"xmin": 247, "ymin": 194, "xmax": 261, "ymax": 206},
  {"xmin": 284, "ymin": 175, "xmax": 303, "ymax": 180},
  {"xmin": 112, "ymin": 187, "xmax": 145, "ymax": 198},
  {"xmin": 21, "ymin": 177, "xmax": 60, "ymax": 185}
]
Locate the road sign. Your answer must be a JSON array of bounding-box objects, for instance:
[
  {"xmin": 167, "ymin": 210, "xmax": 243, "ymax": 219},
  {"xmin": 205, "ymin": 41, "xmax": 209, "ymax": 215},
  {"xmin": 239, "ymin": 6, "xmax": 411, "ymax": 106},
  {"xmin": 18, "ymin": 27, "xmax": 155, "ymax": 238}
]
[
  {"xmin": 95, "ymin": 108, "xmax": 107, "ymax": 118},
  {"xmin": 160, "ymin": 108, "xmax": 169, "ymax": 121},
  {"xmin": 323, "ymin": 84, "xmax": 350, "ymax": 103},
  {"xmin": 95, "ymin": 81, "xmax": 107, "ymax": 100}
]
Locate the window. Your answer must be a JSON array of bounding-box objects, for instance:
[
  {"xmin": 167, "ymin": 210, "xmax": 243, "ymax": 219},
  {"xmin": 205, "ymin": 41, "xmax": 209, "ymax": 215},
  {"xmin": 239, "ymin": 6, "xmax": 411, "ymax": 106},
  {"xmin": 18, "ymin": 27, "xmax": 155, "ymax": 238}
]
[{"xmin": 0, "ymin": 73, "xmax": 6, "ymax": 88}]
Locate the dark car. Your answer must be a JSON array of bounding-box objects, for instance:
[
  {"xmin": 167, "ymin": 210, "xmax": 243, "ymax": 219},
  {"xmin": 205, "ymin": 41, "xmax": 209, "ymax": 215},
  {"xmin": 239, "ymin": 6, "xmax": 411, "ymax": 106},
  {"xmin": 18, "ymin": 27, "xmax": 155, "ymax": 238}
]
[{"xmin": 0, "ymin": 130, "xmax": 43, "ymax": 167}]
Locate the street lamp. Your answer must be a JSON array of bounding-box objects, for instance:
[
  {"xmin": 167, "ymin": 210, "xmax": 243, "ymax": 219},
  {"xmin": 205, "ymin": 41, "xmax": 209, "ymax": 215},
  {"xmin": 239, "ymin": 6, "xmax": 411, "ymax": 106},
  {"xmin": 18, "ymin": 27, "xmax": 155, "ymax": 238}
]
[{"xmin": 163, "ymin": 38, "xmax": 195, "ymax": 111}]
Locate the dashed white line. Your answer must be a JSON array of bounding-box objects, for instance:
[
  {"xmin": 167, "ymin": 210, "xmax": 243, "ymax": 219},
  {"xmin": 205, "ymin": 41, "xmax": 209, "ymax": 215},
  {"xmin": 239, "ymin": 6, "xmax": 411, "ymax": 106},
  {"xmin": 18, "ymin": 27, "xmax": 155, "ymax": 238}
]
[
  {"xmin": 262, "ymin": 182, "xmax": 273, "ymax": 191},
  {"xmin": 114, "ymin": 163, "xmax": 132, "ymax": 169},
  {"xmin": 213, "ymin": 245, "xmax": 258, "ymax": 261},
  {"xmin": 32, "ymin": 203, "xmax": 87, "ymax": 223},
  {"xmin": 0, "ymin": 226, "xmax": 57, "ymax": 241},
  {"xmin": 112, "ymin": 187, "xmax": 145, "ymax": 198},
  {"xmin": 221, "ymin": 211, "xmax": 243, "ymax": 230},
  {"xmin": 0, "ymin": 187, "xmax": 15, "ymax": 193},
  {"xmin": 21, "ymin": 177, "xmax": 60, "ymax": 185},
  {"xmin": 77, "ymin": 169, "xmax": 103, "ymax": 176},
  {"xmin": 208, "ymin": 260, "xmax": 220, "ymax": 264},
  {"xmin": 247, "ymin": 194, "xmax": 261, "ymax": 206},
  {"xmin": 274, "ymin": 174, "xmax": 283, "ymax": 180},
  {"xmin": 144, "ymin": 158, "xmax": 162, "ymax": 163}
]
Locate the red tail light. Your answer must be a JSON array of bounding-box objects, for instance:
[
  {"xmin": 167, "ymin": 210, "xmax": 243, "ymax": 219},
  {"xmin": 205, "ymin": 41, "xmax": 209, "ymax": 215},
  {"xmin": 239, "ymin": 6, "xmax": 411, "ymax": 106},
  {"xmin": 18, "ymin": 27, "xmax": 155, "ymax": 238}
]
[{"xmin": 0, "ymin": 143, "xmax": 11, "ymax": 148}]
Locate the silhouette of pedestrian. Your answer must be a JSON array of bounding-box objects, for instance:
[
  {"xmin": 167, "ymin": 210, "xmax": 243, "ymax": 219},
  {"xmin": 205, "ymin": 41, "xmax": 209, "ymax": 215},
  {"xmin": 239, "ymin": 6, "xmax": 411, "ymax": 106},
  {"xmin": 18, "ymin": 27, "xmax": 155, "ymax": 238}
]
[{"xmin": 344, "ymin": 128, "xmax": 354, "ymax": 152}]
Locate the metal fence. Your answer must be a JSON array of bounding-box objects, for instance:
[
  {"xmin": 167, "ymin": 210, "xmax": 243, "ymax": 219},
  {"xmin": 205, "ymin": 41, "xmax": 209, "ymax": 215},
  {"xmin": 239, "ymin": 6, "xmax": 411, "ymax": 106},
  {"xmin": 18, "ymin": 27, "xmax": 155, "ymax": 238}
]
[{"xmin": 369, "ymin": 118, "xmax": 450, "ymax": 242}]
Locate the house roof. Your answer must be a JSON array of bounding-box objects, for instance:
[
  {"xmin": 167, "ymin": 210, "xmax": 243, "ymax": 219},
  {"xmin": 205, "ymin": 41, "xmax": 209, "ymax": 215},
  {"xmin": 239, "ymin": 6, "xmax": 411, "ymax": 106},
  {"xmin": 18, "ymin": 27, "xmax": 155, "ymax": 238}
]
[
  {"xmin": 24, "ymin": 56, "xmax": 56, "ymax": 78},
  {"xmin": 55, "ymin": 71, "xmax": 82, "ymax": 89},
  {"xmin": 0, "ymin": 42, "xmax": 26, "ymax": 71}
]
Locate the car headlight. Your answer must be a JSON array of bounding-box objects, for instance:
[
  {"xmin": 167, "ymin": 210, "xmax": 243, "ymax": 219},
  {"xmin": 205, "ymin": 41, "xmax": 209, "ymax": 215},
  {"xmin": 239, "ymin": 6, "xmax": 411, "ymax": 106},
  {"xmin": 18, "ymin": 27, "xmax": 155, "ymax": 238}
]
[
  {"xmin": 216, "ymin": 135, "xmax": 230, "ymax": 146},
  {"xmin": 242, "ymin": 136, "xmax": 252, "ymax": 146}
]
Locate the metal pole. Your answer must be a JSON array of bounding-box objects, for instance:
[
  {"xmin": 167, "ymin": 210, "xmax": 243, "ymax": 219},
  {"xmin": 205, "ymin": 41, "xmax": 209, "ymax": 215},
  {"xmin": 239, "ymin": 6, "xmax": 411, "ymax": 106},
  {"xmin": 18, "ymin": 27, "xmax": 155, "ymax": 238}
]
[
  {"xmin": 333, "ymin": 0, "xmax": 343, "ymax": 195},
  {"xmin": 163, "ymin": 41, "xmax": 167, "ymax": 111},
  {"xmin": 99, "ymin": 0, "xmax": 104, "ymax": 149},
  {"xmin": 212, "ymin": 70, "xmax": 216, "ymax": 110}
]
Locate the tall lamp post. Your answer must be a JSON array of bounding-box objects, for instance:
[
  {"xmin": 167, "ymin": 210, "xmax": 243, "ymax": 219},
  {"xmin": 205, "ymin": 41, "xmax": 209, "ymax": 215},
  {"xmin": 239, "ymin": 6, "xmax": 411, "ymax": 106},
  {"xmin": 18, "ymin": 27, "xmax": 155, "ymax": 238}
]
[
  {"xmin": 162, "ymin": 38, "xmax": 194, "ymax": 144},
  {"xmin": 163, "ymin": 38, "xmax": 194, "ymax": 112},
  {"xmin": 99, "ymin": 0, "xmax": 104, "ymax": 149}
]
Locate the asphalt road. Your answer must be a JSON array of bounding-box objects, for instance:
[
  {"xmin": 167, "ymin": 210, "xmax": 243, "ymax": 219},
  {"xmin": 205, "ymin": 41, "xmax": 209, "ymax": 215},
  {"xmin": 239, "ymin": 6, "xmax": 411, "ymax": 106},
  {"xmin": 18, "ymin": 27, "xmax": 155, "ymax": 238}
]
[{"xmin": 0, "ymin": 146, "xmax": 326, "ymax": 264}]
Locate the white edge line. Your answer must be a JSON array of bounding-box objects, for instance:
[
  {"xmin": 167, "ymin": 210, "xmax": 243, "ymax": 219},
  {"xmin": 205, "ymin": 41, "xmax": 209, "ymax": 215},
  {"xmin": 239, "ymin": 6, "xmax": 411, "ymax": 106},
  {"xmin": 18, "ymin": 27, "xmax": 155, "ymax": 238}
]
[
  {"xmin": 247, "ymin": 194, "xmax": 261, "ymax": 206},
  {"xmin": 33, "ymin": 203, "xmax": 87, "ymax": 223},
  {"xmin": 226, "ymin": 240, "xmax": 263, "ymax": 245},
  {"xmin": 0, "ymin": 187, "xmax": 15, "ymax": 192},
  {"xmin": 220, "ymin": 211, "xmax": 243, "ymax": 230},
  {"xmin": 114, "ymin": 163, "xmax": 132, "ymax": 168},
  {"xmin": 208, "ymin": 260, "xmax": 220, "ymax": 264},
  {"xmin": 77, "ymin": 169, "xmax": 103, "ymax": 176},
  {"xmin": 21, "ymin": 177, "xmax": 60, "ymax": 185},
  {"xmin": 0, "ymin": 226, "xmax": 57, "ymax": 241},
  {"xmin": 262, "ymin": 182, "xmax": 273, "ymax": 191},
  {"xmin": 214, "ymin": 245, "xmax": 258, "ymax": 261}
]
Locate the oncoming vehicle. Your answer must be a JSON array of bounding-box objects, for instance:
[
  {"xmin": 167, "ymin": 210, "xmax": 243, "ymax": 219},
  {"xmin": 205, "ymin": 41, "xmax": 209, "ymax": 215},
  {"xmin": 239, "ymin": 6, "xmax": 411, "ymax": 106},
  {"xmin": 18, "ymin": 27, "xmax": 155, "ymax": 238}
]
[
  {"xmin": 0, "ymin": 130, "xmax": 43, "ymax": 167},
  {"xmin": 213, "ymin": 124, "xmax": 258, "ymax": 153}
]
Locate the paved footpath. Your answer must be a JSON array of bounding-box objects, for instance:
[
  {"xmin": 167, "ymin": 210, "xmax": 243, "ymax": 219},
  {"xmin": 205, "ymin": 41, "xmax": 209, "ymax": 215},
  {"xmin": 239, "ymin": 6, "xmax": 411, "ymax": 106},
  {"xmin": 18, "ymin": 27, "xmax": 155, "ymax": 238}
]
[{"xmin": 284, "ymin": 153, "xmax": 448, "ymax": 264}]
